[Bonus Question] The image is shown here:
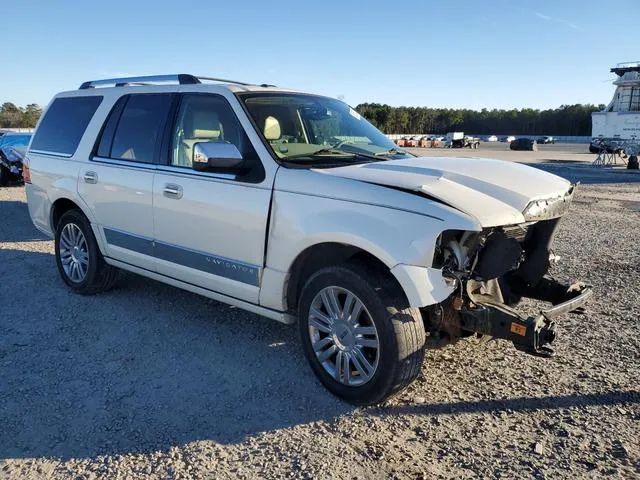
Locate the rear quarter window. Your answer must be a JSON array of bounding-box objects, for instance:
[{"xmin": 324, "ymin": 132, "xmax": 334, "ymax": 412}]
[{"xmin": 30, "ymin": 96, "xmax": 103, "ymax": 156}]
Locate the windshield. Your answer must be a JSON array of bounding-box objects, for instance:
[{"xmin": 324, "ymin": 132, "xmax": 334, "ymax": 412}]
[{"xmin": 241, "ymin": 93, "xmax": 411, "ymax": 164}]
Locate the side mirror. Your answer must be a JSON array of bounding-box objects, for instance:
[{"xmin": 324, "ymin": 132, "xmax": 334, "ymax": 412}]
[{"xmin": 192, "ymin": 142, "xmax": 245, "ymax": 172}]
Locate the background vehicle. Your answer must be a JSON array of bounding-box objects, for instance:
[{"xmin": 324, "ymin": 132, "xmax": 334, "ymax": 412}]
[
  {"xmin": 0, "ymin": 133, "xmax": 32, "ymax": 185},
  {"xmin": 426, "ymin": 136, "xmax": 445, "ymax": 148},
  {"xmin": 404, "ymin": 136, "xmax": 419, "ymax": 147},
  {"xmin": 500, "ymin": 135, "xmax": 516, "ymax": 143},
  {"xmin": 588, "ymin": 137, "xmax": 622, "ymax": 154},
  {"xmin": 25, "ymin": 74, "xmax": 590, "ymax": 406},
  {"xmin": 486, "ymin": 135, "xmax": 498, "ymax": 142},
  {"xmin": 446, "ymin": 132, "xmax": 480, "ymax": 148},
  {"xmin": 0, "ymin": 132, "xmax": 32, "ymax": 149},
  {"xmin": 510, "ymin": 138, "xmax": 538, "ymax": 151},
  {"xmin": 537, "ymin": 136, "xmax": 556, "ymax": 144},
  {"xmin": 446, "ymin": 131, "xmax": 463, "ymax": 147},
  {"xmin": 0, "ymin": 146, "xmax": 27, "ymax": 185},
  {"xmin": 463, "ymin": 135, "xmax": 481, "ymax": 148}
]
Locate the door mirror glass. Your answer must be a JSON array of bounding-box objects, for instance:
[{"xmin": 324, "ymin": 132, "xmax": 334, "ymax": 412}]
[{"xmin": 192, "ymin": 142, "xmax": 244, "ymax": 172}]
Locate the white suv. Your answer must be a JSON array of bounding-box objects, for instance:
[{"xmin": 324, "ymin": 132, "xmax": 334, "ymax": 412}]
[{"xmin": 25, "ymin": 74, "xmax": 591, "ymax": 405}]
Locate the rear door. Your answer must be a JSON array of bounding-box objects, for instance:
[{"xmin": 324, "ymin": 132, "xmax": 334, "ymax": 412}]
[
  {"xmin": 78, "ymin": 93, "xmax": 174, "ymax": 271},
  {"xmin": 152, "ymin": 93, "xmax": 271, "ymax": 303}
]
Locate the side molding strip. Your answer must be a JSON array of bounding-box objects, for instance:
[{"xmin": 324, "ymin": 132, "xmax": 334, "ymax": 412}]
[{"xmin": 103, "ymin": 227, "xmax": 260, "ymax": 286}]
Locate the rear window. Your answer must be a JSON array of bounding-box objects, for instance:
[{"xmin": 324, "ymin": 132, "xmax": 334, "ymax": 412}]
[{"xmin": 30, "ymin": 96, "xmax": 103, "ymax": 156}]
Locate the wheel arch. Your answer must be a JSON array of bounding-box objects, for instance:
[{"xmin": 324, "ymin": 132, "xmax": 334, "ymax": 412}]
[
  {"xmin": 284, "ymin": 242, "xmax": 407, "ymax": 313},
  {"xmin": 50, "ymin": 197, "xmax": 83, "ymax": 233},
  {"xmin": 49, "ymin": 196, "xmax": 107, "ymax": 255}
]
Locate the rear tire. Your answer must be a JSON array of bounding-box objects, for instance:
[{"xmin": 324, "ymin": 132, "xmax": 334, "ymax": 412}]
[
  {"xmin": 298, "ymin": 264, "xmax": 426, "ymax": 405},
  {"xmin": 54, "ymin": 209, "xmax": 120, "ymax": 294}
]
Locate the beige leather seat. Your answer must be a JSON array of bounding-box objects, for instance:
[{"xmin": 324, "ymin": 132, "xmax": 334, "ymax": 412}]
[{"xmin": 178, "ymin": 111, "xmax": 223, "ymax": 166}]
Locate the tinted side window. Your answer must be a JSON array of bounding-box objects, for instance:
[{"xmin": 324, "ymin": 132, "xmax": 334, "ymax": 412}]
[
  {"xmin": 109, "ymin": 94, "xmax": 172, "ymax": 164},
  {"xmin": 30, "ymin": 96, "xmax": 103, "ymax": 156},
  {"xmin": 96, "ymin": 96, "xmax": 128, "ymax": 158}
]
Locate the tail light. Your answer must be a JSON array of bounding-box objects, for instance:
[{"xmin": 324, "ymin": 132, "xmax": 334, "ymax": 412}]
[{"xmin": 22, "ymin": 157, "xmax": 31, "ymax": 184}]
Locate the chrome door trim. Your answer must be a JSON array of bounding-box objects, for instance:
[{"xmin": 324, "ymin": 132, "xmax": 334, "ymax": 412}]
[
  {"xmin": 155, "ymin": 166, "xmax": 271, "ymax": 189},
  {"xmin": 90, "ymin": 156, "xmax": 158, "ymax": 171}
]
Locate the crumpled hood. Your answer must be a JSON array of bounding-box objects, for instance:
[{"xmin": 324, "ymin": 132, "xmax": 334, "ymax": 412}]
[{"xmin": 318, "ymin": 156, "xmax": 572, "ymax": 227}]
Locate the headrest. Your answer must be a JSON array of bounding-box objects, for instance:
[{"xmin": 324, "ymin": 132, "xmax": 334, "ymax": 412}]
[
  {"xmin": 193, "ymin": 129, "xmax": 220, "ymax": 139},
  {"xmin": 190, "ymin": 110, "xmax": 221, "ymax": 137},
  {"xmin": 263, "ymin": 116, "xmax": 281, "ymax": 141}
]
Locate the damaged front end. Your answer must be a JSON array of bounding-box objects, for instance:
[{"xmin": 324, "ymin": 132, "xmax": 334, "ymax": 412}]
[{"xmin": 425, "ymin": 187, "xmax": 592, "ymax": 358}]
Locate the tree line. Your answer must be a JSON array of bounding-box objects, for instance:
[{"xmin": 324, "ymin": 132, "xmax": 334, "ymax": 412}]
[
  {"xmin": 355, "ymin": 103, "xmax": 604, "ymax": 136},
  {"xmin": 0, "ymin": 100, "xmax": 604, "ymax": 136},
  {"xmin": 0, "ymin": 102, "xmax": 43, "ymax": 128}
]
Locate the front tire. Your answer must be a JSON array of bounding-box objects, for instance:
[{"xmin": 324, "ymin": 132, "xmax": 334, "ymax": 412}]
[
  {"xmin": 298, "ymin": 264, "xmax": 426, "ymax": 405},
  {"xmin": 54, "ymin": 209, "xmax": 120, "ymax": 294}
]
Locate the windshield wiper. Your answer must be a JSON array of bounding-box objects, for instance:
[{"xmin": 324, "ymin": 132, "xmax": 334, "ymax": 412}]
[
  {"xmin": 375, "ymin": 147, "xmax": 407, "ymax": 156},
  {"xmin": 283, "ymin": 148, "xmax": 354, "ymax": 160},
  {"xmin": 280, "ymin": 156, "xmax": 374, "ymax": 166}
]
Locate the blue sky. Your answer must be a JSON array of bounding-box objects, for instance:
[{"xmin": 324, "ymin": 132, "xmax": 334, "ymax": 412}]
[{"xmin": 1, "ymin": 0, "xmax": 637, "ymax": 110}]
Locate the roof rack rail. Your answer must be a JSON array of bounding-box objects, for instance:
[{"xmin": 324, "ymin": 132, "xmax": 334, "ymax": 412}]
[{"xmin": 78, "ymin": 74, "xmax": 253, "ymax": 90}]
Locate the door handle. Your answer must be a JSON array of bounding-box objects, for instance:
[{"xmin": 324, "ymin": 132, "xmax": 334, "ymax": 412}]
[
  {"xmin": 83, "ymin": 171, "xmax": 98, "ymax": 184},
  {"xmin": 163, "ymin": 183, "xmax": 183, "ymax": 199}
]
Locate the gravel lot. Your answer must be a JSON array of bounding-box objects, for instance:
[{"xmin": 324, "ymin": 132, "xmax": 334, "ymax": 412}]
[{"xmin": 0, "ymin": 158, "xmax": 638, "ymax": 479}]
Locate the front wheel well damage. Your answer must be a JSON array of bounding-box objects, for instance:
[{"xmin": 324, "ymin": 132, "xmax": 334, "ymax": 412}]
[{"xmin": 285, "ymin": 243, "xmax": 401, "ymax": 313}]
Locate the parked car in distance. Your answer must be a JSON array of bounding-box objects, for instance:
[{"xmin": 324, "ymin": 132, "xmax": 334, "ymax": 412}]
[
  {"xmin": 486, "ymin": 135, "xmax": 498, "ymax": 142},
  {"xmin": 588, "ymin": 138, "xmax": 622, "ymax": 154},
  {"xmin": 500, "ymin": 135, "xmax": 516, "ymax": 143},
  {"xmin": 589, "ymin": 138, "xmax": 604, "ymax": 153},
  {"xmin": 426, "ymin": 136, "xmax": 444, "ymax": 148},
  {"xmin": 0, "ymin": 133, "xmax": 32, "ymax": 185},
  {"xmin": 537, "ymin": 136, "xmax": 556, "ymax": 144},
  {"xmin": 404, "ymin": 136, "xmax": 419, "ymax": 147},
  {"xmin": 510, "ymin": 138, "xmax": 538, "ymax": 151},
  {"xmin": 25, "ymin": 74, "xmax": 591, "ymax": 405},
  {"xmin": 0, "ymin": 132, "xmax": 32, "ymax": 149},
  {"xmin": 0, "ymin": 146, "xmax": 28, "ymax": 186}
]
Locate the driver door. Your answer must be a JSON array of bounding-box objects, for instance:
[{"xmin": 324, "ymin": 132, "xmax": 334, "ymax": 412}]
[{"xmin": 152, "ymin": 93, "xmax": 271, "ymax": 304}]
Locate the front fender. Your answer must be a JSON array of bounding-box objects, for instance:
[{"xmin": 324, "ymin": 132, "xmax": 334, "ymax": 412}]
[
  {"xmin": 268, "ymin": 190, "xmax": 450, "ymax": 270},
  {"xmin": 266, "ymin": 190, "xmax": 474, "ymax": 308}
]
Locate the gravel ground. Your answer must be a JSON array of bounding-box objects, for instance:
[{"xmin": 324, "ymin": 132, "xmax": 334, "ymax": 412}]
[{"xmin": 0, "ymin": 164, "xmax": 638, "ymax": 479}]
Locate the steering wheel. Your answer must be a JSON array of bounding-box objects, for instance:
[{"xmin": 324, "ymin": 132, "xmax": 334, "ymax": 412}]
[{"xmin": 331, "ymin": 138, "xmax": 354, "ymax": 149}]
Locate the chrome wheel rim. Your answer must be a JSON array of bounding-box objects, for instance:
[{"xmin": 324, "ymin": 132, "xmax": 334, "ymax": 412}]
[
  {"xmin": 59, "ymin": 223, "xmax": 89, "ymax": 283},
  {"xmin": 308, "ymin": 286, "xmax": 380, "ymax": 386}
]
